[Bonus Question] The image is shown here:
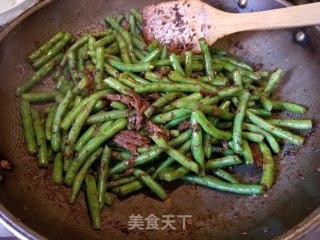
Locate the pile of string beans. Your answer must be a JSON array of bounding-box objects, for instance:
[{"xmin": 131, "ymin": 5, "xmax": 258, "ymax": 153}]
[{"xmin": 16, "ymin": 9, "xmax": 312, "ymax": 230}]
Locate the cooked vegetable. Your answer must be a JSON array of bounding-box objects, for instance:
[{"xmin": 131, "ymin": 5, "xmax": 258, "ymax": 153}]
[{"xmin": 16, "ymin": 10, "xmax": 312, "ymax": 230}]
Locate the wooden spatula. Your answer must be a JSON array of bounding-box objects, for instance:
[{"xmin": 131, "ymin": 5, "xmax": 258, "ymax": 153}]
[{"xmin": 143, "ymin": 0, "xmax": 320, "ymax": 53}]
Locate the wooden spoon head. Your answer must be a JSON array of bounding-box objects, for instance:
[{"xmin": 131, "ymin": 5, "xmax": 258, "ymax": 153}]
[{"xmin": 143, "ymin": 0, "xmax": 224, "ymax": 53}]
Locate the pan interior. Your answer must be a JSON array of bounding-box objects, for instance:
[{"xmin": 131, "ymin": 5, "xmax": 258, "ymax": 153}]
[{"xmin": 0, "ymin": 0, "xmax": 319, "ymax": 239}]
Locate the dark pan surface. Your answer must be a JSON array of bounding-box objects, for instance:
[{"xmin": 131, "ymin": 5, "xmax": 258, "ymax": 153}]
[{"xmin": 0, "ymin": 0, "xmax": 319, "ymax": 239}]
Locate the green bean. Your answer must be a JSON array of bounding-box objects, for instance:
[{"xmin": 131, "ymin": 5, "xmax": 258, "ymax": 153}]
[
  {"xmin": 65, "ymin": 119, "xmax": 126, "ymax": 186},
  {"xmin": 129, "ymin": 15, "xmax": 137, "ymax": 37},
  {"xmin": 205, "ymin": 85, "xmax": 244, "ymax": 98},
  {"xmin": 104, "ymin": 63, "xmax": 120, "ymax": 78},
  {"xmin": 159, "ymin": 166, "xmax": 190, "ymax": 182},
  {"xmin": 64, "ymin": 98, "xmax": 97, "ymax": 168},
  {"xmin": 61, "ymin": 35, "xmax": 90, "ymax": 66},
  {"xmin": 28, "ymin": 32, "xmax": 64, "ymax": 62},
  {"xmin": 259, "ymin": 141, "xmax": 274, "ymax": 189},
  {"xmin": 176, "ymin": 101, "xmax": 234, "ymax": 121},
  {"xmin": 260, "ymin": 95, "xmax": 273, "ymax": 112},
  {"xmin": 105, "ymin": 17, "xmax": 137, "ymax": 63},
  {"xmin": 197, "ymin": 76, "xmax": 228, "ymax": 87},
  {"xmin": 33, "ymin": 33, "xmax": 72, "ymax": 69},
  {"xmin": 184, "ymin": 51, "xmax": 193, "ymax": 76},
  {"xmin": 116, "ymin": 180, "xmax": 145, "ymax": 196},
  {"xmin": 16, "ymin": 53, "xmax": 63, "ymax": 95},
  {"xmin": 199, "ymin": 38, "xmax": 215, "ymax": 80},
  {"xmin": 246, "ymin": 110, "xmax": 304, "ymax": 145},
  {"xmin": 22, "ymin": 91, "xmax": 60, "ymax": 102},
  {"xmin": 233, "ymin": 91, "xmax": 250, "ymax": 153},
  {"xmin": 86, "ymin": 59, "xmax": 95, "ymax": 72},
  {"xmin": 85, "ymin": 175, "xmax": 101, "ymax": 230},
  {"xmin": 103, "ymin": 76, "xmax": 132, "ymax": 95},
  {"xmin": 82, "ymin": 43, "xmax": 89, "ymax": 60},
  {"xmin": 162, "ymin": 92, "xmax": 202, "ymax": 113},
  {"xmin": 75, "ymin": 124, "xmax": 99, "ymax": 152},
  {"xmin": 267, "ymin": 119, "xmax": 312, "ymax": 130},
  {"xmin": 90, "ymin": 30, "xmax": 113, "ymax": 38},
  {"xmin": 104, "ymin": 42, "xmax": 120, "ymax": 55},
  {"xmin": 116, "ymin": 14, "xmax": 125, "ymax": 24},
  {"xmin": 232, "ymin": 69, "xmax": 243, "ymax": 87},
  {"xmin": 163, "ymin": 115, "xmax": 190, "ymax": 130},
  {"xmin": 168, "ymin": 71, "xmax": 217, "ymax": 91},
  {"xmin": 118, "ymin": 73, "xmax": 138, "ymax": 88},
  {"xmin": 210, "ymin": 48, "xmax": 228, "ymax": 56},
  {"xmin": 110, "ymin": 130, "xmax": 192, "ymax": 175},
  {"xmin": 93, "ymin": 100, "xmax": 106, "ymax": 113},
  {"xmin": 52, "ymin": 152, "xmax": 63, "ymax": 185},
  {"xmin": 272, "ymin": 101, "xmax": 307, "ymax": 114},
  {"xmin": 144, "ymin": 71, "xmax": 169, "ymax": 82},
  {"xmin": 206, "ymin": 155, "xmax": 242, "ymax": 169},
  {"xmin": 140, "ymin": 48, "xmax": 161, "ymax": 63},
  {"xmin": 256, "ymin": 70, "xmax": 269, "ymax": 78},
  {"xmin": 243, "ymin": 131, "xmax": 264, "ymax": 142},
  {"xmin": 215, "ymin": 55, "xmax": 253, "ymax": 71},
  {"xmin": 151, "ymin": 134, "xmax": 199, "ymax": 173},
  {"xmin": 147, "ymin": 40, "xmax": 160, "ymax": 52},
  {"xmin": 92, "ymin": 47, "xmax": 104, "ymax": 90},
  {"xmin": 124, "ymin": 72, "xmax": 150, "ymax": 85},
  {"xmin": 242, "ymin": 123, "xmax": 280, "ymax": 153},
  {"xmin": 151, "ymin": 59, "xmax": 171, "ymax": 67},
  {"xmin": 191, "ymin": 62, "xmax": 205, "ymax": 71},
  {"xmin": 45, "ymin": 104, "xmax": 56, "ymax": 141},
  {"xmin": 264, "ymin": 68, "xmax": 283, "ymax": 97},
  {"xmin": 61, "ymin": 90, "xmax": 110, "ymax": 131},
  {"xmin": 200, "ymin": 96, "xmax": 219, "ymax": 105},
  {"xmin": 131, "ymin": 35, "xmax": 148, "ymax": 51},
  {"xmin": 191, "ymin": 109, "xmax": 231, "ymax": 140},
  {"xmin": 111, "ymin": 151, "xmax": 133, "ymax": 161},
  {"xmin": 151, "ymin": 109, "xmax": 192, "ymax": 124},
  {"xmin": 215, "ymin": 121, "xmax": 233, "ymax": 129},
  {"xmin": 211, "ymin": 146, "xmax": 234, "ymax": 156},
  {"xmin": 107, "ymin": 176, "xmax": 137, "ymax": 188},
  {"xmin": 182, "ymin": 175, "xmax": 265, "ymax": 195},
  {"xmin": 241, "ymin": 139, "xmax": 254, "ymax": 165},
  {"xmin": 248, "ymin": 108, "xmax": 271, "ymax": 117},
  {"xmin": 136, "ymin": 82, "xmax": 215, "ymax": 94},
  {"xmin": 133, "ymin": 49, "xmax": 145, "ymax": 60},
  {"xmin": 86, "ymin": 110, "xmax": 133, "ymax": 124},
  {"xmin": 51, "ymin": 90, "xmax": 74, "ymax": 152},
  {"xmin": 213, "ymin": 58, "xmax": 259, "ymax": 81},
  {"xmin": 98, "ymin": 145, "xmax": 111, "ymax": 209},
  {"xmin": 67, "ymin": 51, "xmax": 79, "ymax": 82},
  {"xmin": 203, "ymin": 132, "xmax": 212, "ymax": 159},
  {"xmin": 107, "ymin": 59, "xmax": 154, "ymax": 72},
  {"xmin": 152, "ymin": 139, "xmax": 191, "ymax": 179},
  {"xmin": 72, "ymin": 76, "xmax": 90, "ymax": 94},
  {"xmin": 113, "ymin": 31, "xmax": 131, "ymax": 64},
  {"xmin": 144, "ymin": 92, "xmax": 185, "ymax": 118},
  {"xmin": 213, "ymin": 169, "xmax": 239, "ymax": 184},
  {"xmin": 133, "ymin": 168, "xmax": 167, "ymax": 200},
  {"xmin": 160, "ymin": 44, "xmax": 168, "ymax": 60},
  {"xmin": 110, "ymin": 101, "xmax": 128, "ymax": 110},
  {"xmin": 130, "ymin": 9, "xmax": 142, "ymax": 23},
  {"xmin": 191, "ymin": 111, "xmax": 205, "ymax": 176},
  {"xmin": 169, "ymin": 53, "xmax": 185, "ymax": 74},
  {"xmin": 78, "ymin": 46, "xmax": 85, "ymax": 71},
  {"xmin": 93, "ymin": 34, "xmax": 116, "ymax": 49},
  {"xmin": 31, "ymin": 108, "xmax": 48, "ymax": 167}
]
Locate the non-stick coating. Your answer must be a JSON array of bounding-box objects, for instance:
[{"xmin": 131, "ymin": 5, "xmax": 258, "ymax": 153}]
[{"xmin": 0, "ymin": 0, "xmax": 319, "ymax": 239}]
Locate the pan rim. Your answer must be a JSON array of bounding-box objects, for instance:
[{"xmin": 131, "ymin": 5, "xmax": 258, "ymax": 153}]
[{"xmin": 0, "ymin": 0, "xmax": 319, "ymax": 239}]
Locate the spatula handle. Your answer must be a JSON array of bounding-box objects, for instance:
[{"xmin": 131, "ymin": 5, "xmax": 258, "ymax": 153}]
[{"xmin": 227, "ymin": 2, "xmax": 320, "ymax": 33}]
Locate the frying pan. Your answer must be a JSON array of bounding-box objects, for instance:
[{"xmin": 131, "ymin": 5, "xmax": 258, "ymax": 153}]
[{"xmin": 0, "ymin": 0, "xmax": 319, "ymax": 239}]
